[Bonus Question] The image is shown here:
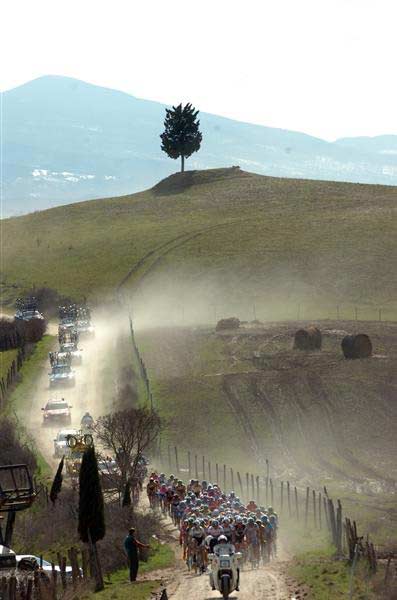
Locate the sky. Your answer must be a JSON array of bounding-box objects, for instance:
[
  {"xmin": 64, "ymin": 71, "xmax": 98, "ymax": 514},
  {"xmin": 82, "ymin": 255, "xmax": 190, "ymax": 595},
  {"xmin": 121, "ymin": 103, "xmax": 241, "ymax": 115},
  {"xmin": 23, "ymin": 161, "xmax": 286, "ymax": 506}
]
[{"xmin": 2, "ymin": 0, "xmax": 396, "ymax": 141}]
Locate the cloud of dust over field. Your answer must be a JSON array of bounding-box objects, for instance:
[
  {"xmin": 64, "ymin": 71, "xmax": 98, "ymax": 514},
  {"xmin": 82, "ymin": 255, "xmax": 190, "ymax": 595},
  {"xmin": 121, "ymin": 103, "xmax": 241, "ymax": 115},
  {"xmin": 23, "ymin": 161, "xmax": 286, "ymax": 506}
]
[{"xmin": 129, "ymin": 264, "xmax": 320, "ymax": 330}]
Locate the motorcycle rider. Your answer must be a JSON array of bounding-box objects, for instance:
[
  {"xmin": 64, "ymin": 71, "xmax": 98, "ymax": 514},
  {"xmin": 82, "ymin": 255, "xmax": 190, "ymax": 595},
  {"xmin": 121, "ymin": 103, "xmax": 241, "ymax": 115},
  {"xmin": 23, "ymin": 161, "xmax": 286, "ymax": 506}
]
[
  {"xmin": 210, "ymin": 535, "xmax": 240, "ymax": 591},
  {"xmin": 81, "ymin": 411, "xmax": 94, "ymax": 429}
]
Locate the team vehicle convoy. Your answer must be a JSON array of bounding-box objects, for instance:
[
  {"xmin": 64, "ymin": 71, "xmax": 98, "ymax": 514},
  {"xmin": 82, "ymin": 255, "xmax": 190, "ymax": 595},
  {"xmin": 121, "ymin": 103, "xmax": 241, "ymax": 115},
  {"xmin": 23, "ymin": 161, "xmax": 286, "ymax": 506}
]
[
  {"xmin": 42, "ymin": 399, "xmax": 72, "ymax": 426},
  {"xmin": 48, "ymin": 352, "xmax": 76, "ymax": 388},
  {"xmin": 14, "ymin": 297, "xmax": 44, "ymax": 322},
  {"xmin": 53, "ymin": 428, "xmax": 79, "ymax": 457}
]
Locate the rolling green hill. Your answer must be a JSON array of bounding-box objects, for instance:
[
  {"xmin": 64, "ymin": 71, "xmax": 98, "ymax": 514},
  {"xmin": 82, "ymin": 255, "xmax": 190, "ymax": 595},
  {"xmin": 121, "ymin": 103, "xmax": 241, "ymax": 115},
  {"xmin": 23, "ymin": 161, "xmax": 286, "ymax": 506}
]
[{"xmin": 1, "ymin": 168, "xmax": 397, "ymax": 321}]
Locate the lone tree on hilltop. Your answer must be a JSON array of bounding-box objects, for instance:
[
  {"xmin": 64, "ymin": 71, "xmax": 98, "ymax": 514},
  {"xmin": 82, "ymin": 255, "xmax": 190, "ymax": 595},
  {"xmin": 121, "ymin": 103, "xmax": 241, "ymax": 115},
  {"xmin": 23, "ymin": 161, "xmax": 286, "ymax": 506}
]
[
  {"xmin": 160, "ymin": 103, "xmax": 202, "ymax": 172},
  {"xmin": 78, "ymin": 446, "xmax": 105, "ymax": 590}
]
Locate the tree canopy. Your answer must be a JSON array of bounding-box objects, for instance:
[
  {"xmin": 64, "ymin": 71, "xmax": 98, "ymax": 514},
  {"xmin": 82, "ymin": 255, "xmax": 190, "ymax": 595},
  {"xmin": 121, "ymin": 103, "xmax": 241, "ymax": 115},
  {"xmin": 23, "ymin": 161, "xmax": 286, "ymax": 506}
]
[{"xmin": 160, "ymin": 103, "xmax": 202, "ymax": 172}]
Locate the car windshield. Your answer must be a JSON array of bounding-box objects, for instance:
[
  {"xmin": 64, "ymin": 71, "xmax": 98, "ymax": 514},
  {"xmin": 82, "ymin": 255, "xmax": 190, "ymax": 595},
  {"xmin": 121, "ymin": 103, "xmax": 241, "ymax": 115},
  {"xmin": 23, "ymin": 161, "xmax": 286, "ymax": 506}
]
[
  {"xmin": 60, "ymin": 344, "xmax": 74, "ymax": 352},
  {"xmin": 52, "ymin": 365, "xmax": 70, "ymax": 374},
  {"xmin": 46, "ymin": 402, "xmax": 68, "ymax": 411}
]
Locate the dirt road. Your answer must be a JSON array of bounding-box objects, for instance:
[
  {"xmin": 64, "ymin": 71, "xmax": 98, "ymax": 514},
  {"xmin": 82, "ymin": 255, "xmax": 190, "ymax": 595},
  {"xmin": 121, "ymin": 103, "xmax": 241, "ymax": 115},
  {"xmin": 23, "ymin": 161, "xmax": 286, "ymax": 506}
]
[{"xmin": 167, "ymin": 561, "xmax": 295, "ymax": 600}]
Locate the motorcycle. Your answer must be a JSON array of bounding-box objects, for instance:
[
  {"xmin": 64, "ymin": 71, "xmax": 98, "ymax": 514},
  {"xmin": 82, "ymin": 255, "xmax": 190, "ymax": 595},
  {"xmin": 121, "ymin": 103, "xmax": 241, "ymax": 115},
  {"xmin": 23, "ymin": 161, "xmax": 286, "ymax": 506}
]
[{"xmin": 208, "ymin": 551, "xmax": 242, "ymax": 599}]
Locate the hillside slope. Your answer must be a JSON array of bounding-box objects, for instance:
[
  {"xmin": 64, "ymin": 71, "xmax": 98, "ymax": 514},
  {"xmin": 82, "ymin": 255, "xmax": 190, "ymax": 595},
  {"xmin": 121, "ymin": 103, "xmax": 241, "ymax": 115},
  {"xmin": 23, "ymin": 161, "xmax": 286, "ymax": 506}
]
[
  {"xmin": 2, "ymin": 168, "xmax": 397, "ymax": 320},
  {"xmin": 4, "ymin": 75, "xmax": 397, "ymax": 215}
]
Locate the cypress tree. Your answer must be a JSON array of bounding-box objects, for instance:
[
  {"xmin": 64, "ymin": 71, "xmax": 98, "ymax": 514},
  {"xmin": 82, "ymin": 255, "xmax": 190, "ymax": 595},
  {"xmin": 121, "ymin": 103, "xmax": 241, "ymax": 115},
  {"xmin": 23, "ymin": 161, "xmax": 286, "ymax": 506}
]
[
  {"xmin": 78, "ymin": 446, "xmax": 105, "ymax": 544},
  {"xmin": 50, "ymin": 456, "xmax": 64, "ymax": 504},
  {"xmin": 160, "ymin": 103, "xmax": 202, "ymax": 172}
]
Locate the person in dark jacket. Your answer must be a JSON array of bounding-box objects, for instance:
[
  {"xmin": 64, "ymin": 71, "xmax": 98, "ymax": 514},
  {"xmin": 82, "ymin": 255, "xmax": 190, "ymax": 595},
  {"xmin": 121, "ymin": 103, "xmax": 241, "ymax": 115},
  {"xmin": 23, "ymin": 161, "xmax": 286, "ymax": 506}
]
[{"xmin": 124, "ymin": 527, "xmax": 150, "ymax": 582}]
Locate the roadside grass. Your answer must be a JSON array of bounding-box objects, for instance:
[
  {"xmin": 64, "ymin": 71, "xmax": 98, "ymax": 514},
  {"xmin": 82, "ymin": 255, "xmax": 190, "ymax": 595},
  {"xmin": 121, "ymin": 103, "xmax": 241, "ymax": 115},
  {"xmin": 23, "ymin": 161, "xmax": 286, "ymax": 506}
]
[
  {"xmin": 2, "ymin": 169, "xmax": 396, "ymax": 320},
  {"xmin": 82, "ymin": 540, "xmax": 174, "ymax": 599},
  {"xmin": 0, "ymin": 348, "xmax": 18, "ymax": 378},
  {"xmin": 289, "ymin": 547, "xmax": 377, "ymax": 599},
  {"xmin": 5, "ymin": 334, "xmax": 55, "ymax": 478}
]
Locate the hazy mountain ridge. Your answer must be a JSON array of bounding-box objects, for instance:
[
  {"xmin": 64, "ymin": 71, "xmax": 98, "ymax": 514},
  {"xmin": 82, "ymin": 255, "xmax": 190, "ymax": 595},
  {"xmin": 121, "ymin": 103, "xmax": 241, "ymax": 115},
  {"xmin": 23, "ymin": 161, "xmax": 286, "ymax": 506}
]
[{"xmin": 3, "ymin": 75, "xmax": 397, "ymax": 216}]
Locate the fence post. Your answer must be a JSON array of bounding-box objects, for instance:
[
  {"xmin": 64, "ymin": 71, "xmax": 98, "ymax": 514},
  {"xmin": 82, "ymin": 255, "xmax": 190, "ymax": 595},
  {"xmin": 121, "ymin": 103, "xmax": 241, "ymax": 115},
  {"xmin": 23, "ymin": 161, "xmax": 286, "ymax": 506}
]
[
  {"xmin": 270, "ymin": 478, "xmax": 274, "ymax": 506},
  {"xmin": 318, "ymin": 492, "xmax": 322, "ymax": 529},
  {"xmin": 208, "ymin": 461, "xmax": 212, "ymax": 482},
  {"xmin": 294, "ymin": 486, "xmax": 299, "ymax": 520},
  {"xmin": 230, "ymin": 468, "xmax": 234, "ymax": 491},
  {"xmin": 313, "ymin": 490, "xmax": 317, "ymax": 528},
  {"xmin": 280, "ymin": 481, "xmax": 284, "ymax": 514},
  {"xmin": 305, "ymin": 487, "xmax": 310, "ymax": 526},
  {"xmin": 336, "ymin": 499, "xmax": 343, "ymax": 555},
  {"xmin": 202, "ymin": 456, "xmax": 206, "ymax": 479},
  {"xmin": 287, "ymin": 481, "xmax": 291, "ymax": 517},
  {"xmin": 251, "ymin": 474, "xmax": 255, "ymax": 499},
  {"xmin": 195, "ymin": 455, "xmax": 198, "ymax": 479},
  {"xmin": 174, "ymin": 447, "xmax": 179, "ymax": 474},
  {"xmin": 237, "ymin": 472, "xmax": 244, "ymax": 498},
  {"xmin": 256, "ymin": 476, "xmax": 260, "ymax": 504},
  {"xmin": 246, "ymin": 473, "xmax": 249, "ymax": 496},
  {"xmin": 216, "ymin": 463, "xmax": 219, "ymax": 484},
  {"xmin": 167, "ymin": 445, "xmax": 172, "ymax": 470},
  {"xmin": 188, "ymin": 452, "xmax": 191, "ymax": 477},
  {"xmin": 223, "ymin": 465, "xmax": 227, "ymax": 490}
]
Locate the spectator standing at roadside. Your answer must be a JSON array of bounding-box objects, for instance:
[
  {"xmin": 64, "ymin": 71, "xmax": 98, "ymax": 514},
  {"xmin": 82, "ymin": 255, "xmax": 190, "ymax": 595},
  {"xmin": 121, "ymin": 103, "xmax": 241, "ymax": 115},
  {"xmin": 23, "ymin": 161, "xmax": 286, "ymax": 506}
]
[{"xmin": 124, "ymin": 527, "xmax": 150, "ymax": 582}]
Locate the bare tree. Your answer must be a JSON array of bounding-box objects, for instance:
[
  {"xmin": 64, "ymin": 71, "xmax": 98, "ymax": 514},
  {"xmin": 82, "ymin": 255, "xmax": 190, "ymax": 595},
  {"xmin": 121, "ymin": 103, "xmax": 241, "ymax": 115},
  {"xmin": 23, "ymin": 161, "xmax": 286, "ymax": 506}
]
[{"xmin": 93, "ymin": 408, "xmax": 161, "ymax": 496}]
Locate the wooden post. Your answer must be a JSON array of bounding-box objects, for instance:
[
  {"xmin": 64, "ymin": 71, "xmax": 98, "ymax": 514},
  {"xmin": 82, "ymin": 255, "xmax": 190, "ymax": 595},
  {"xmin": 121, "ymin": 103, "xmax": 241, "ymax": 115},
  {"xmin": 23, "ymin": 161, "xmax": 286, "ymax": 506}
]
[
  {"xmin": 313, "ymin": 490, "xmax": 317, "ymax": 528},
  {"xmin": 237, "ymin": 471, "xmax": 244, "ymax": 498},
  {"xmin": 287, "ymin": 481, "xmax": 291, "ymax": 517},
  {"xmin": 256, "ymin": 475, "xmax": 260, "ymax": 503},
  {"xmin": 167, "ymin": 445, "xmax": 172, "ymax": 469},
  {"xmin": 188, "ymin": 452, "xmax": 191, "ymax": 477},
  {"xmin": 174, "ymin": 447, "xmax": 179, "ymax": 474},
  {"xmin": 305, "ymin": 487, "xmax": 310, "ymax": 527},
  {"xmin": 280, "ymin": 481, "xmax": 284, "ymax": 514},
  {"xmin": 208, "ymin": 461, "xmax": 212, "ymax": 481},
  {"xmin": 251, "ymin": 474, "xmax": 255, "ymax": 499},
  {"xmin": 294, "ymin": 486, "xmax": 299, "ymax": 520},
  {"xmin": 318, "ymin": 492, "xmax": 322, "ymax": 529},
  {"xmin": 195, "ymin": 455, "xmax": 198, "ymax": 479},
  {"xmin": 323, "ymin": 496, "xmax": 329, "ymax": 530},
  {"xmin": 270, "ymin": 478, "xmax": 274, "ymax": 506},
  {"xmin": 328, "ymin": 498, "xmax": 337, "ymax": 547},
  {"xmin": 246, "ymin": 473, "xmax": 249, "ymax": 496},
  {"xmin": 223, "ymin": 464, "xmax": 227, "ymax": 490},
  {"xmin": 202, "ymin": 456, "xmax": 206, "ymax": 479},
  {"xmin": 216, "ymin": 463, "xmax": 219, "ymax": 484},
  {"xmin": 336, "ymin": 499, "xmax": 343, "ymax": 555},
  {"xmin": 230, "ymin": 468, "xmax": 234, "ymax": 491}
]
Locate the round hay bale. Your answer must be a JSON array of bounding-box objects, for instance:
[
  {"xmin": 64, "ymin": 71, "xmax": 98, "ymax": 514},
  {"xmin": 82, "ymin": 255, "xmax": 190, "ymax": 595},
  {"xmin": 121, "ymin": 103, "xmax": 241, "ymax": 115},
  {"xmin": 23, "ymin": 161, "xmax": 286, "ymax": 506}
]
[
  {"xmin": 216, "ymin": 317, "xmax": 241, "ymax": 331},
  {"xmin": 341, "ymin": 334, "xmax": 372, "ymax": 359},
  {"xmin": 293, "ymin": 326, "xmax": 322, "ymax": 351}
]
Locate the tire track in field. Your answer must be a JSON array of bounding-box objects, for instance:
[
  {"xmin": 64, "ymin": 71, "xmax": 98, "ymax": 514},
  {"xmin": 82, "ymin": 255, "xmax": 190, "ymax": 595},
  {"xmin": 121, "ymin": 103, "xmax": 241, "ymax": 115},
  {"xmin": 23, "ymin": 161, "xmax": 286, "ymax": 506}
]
[{"xmin": 117, "ymin": 221, "xmax": 239, "ymax": 293}]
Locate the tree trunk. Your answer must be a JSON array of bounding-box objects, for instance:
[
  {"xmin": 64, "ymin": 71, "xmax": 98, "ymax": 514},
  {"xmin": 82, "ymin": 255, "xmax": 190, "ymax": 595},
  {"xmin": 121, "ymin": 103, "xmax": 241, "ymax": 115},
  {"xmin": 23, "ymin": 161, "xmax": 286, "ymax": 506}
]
[{"xmin": 181, "ymin": 154, "xmax": 185, "ymax": 173}]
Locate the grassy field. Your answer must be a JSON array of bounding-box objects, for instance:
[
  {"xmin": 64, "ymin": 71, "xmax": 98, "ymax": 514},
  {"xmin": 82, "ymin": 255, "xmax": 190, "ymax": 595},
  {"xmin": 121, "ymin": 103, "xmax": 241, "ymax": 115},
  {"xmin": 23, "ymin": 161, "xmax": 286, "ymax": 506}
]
[{"xmin": 1, "ymin": 168, "xmax": 396, "ymax": 322}]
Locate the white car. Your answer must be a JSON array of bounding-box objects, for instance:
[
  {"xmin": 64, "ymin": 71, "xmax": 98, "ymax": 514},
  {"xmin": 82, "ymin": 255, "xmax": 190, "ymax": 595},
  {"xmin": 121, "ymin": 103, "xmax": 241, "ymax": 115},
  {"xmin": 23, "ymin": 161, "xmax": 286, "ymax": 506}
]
[
  {"xmin": 53, "ymin": 428, "xmax": 79, "ymax": 457},
  {"xmin": 16, "ymin": 555, "xmax": 77, "ymax": 579},
  {"xmin": 42, "ymin": 399, "xmax": 72, "ymax": 426},
  {"xmin": 49, "ymin": 364, "xmax": 76, "ymax": 388}
]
